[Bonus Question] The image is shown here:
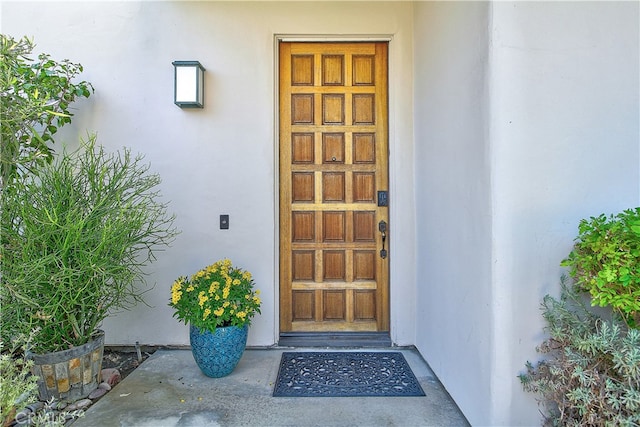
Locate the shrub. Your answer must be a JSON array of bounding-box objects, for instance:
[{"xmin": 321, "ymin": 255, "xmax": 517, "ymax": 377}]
[
  {"xmin": 1, "ymin": 335, "xmax": 84, "ymax": 426},
  {"xmin": 520, "ymin": 278, "xmax": 640, "ymax": 426},
  {"xmin": 0, "ymin": 334, "xmax": 38, "ymax": 425},
  {"xmin": 0, "ymin": 136, "xmax": 178, "ymax": 353},
  {"xmin": 561, "ymin": 207, "xmax": 640, "ymax": 328},
  {"xmin": 0, "ymin": 34, "xmax": 93, "ymax": 186}
]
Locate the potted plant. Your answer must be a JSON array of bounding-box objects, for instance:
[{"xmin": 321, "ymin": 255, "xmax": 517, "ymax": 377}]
[
  {"xmin": 0, "ymin": 136, "xmax": 178, "ymax": 401},
  {"xmin": 169, "ymin": 259, "xmax": 261, "ymax": 377}
]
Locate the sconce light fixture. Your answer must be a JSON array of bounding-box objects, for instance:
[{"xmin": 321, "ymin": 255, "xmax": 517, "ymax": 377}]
[{"xmin": 172, "ymin": 61, "xmax": 205, "ymax": 108}]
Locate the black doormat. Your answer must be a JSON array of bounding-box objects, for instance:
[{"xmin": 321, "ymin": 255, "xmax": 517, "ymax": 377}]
[{"xmin": 273, "ymin": 352, "xmax": 426, "ymax": 397}]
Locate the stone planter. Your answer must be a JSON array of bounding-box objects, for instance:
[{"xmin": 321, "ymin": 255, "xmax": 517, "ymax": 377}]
[{"xmin": 27, "ymin": 330, "xmax": 104, "ymax": 401}]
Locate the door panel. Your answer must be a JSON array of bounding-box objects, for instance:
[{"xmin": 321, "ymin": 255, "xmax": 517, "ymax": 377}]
[{"xmin": 279, "ymin": 42, "xmax": 389, "ymax": 333}]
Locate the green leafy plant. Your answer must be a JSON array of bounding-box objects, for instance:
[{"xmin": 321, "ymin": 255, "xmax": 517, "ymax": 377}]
[
  {"xmin": 170, "ymin": 259, "xmax": 262, "ymax": 333},
  {"xmin": 0, "ymin": 333, "xmax": 38, "ymax": 425},
  {"xmin": 561, "ymin": 207, "xmax": 640, "ymax": 328},
  {"xmin": 1, "ymin": 330, "xmax": 85, "ymax": 427},
  {"xmin": 519, "ymin": 278, "xmax": 640, "ymax": 426},
  {"xmin": 0, "ymin": 34, "xmax": 93, "ymax": 187},
  {"xmin": 0, "ymin": 136, "xmax": 178, "ymax": 353}
]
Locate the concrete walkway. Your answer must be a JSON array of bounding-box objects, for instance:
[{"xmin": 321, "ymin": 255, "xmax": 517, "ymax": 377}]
[{"xmin": 72, "ymin": 347, "xmax": 469, "ymax": 427}]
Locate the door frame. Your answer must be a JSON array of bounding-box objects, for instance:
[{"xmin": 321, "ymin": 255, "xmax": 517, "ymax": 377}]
[{"xmin": 273, "ymin": 35, "xmax": 394, "ymax": 346}]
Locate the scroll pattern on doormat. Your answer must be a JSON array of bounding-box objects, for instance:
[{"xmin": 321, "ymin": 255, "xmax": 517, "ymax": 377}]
[{"xmin": 273, "ymin": 352, "xmax": 426, "ymax": 397}]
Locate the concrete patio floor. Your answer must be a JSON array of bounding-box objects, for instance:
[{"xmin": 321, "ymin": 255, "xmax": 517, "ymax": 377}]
[{"xmin": 72, "ymin": 347, "xmax": 470, "ymax": 426}]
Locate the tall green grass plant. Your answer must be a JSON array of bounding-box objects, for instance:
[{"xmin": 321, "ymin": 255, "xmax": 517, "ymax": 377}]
[{"xmin": 1, "ymin": 136, "xmax": 178, "ymax": 353}]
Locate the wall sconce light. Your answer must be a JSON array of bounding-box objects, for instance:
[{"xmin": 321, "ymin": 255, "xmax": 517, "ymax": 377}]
[{"xmin": 172, "ymin": 61, "xmax": 205, "ymax": 108}]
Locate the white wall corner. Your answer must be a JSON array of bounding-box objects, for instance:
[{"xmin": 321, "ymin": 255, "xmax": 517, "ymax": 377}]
[{"xmin": 487, "ymin": 1, "xmax": 640, "ymax": 425}]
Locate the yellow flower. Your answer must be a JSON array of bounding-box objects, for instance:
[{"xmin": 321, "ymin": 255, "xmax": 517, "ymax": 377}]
[
  {"xmin": 171, "ymin": 289, "xmax": 182, "ymax": 305},
  {"xmin": 170, "ymin": 278, "xmax": 186, "ymax": 305},
  {"xmin": 198, "ymin": 291, "xmax": 209, "ymax": 308},
  {"xmin": 208, "ymin": 281, "xmax": 219, "ymax": 294},
  {"xmin": 170, "ymin": 259, "xmax": 259, "ymax": 327},
  {"xmin": 192, "ymin": 269, "xmax": 207, "ymax": 281}
]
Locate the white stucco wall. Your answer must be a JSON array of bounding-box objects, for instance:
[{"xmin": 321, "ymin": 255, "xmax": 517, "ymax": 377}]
[
  {"xmin": 1, "ymin": 1, "xmax": 416, "ymax": 348},
  {"xmin": 490, "ymin": 2, "xmax": 639, "ymax": 424},
  {"xmin": 414, "ymin": 1, "xmax": 639, "ymax": 425},
  {"xmin": 413, "ymin": 1, "xmax": 494, "ymax": 424}
]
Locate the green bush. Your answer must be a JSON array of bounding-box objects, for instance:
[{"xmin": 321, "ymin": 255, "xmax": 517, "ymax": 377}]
[
  {"xmin": 520, "ymin": 278, "xmax": 640, "ymax": 426},
  {"xmin": 0, "ymin": 34, "xmax": 93, "ymax": 186},
  {"xmin": 561, "ymin": 208, "xmax": 640, "ymax": 328},
  {"xmin": 0, "ymin": 334, "xmax": 38, "ymax": 425},
  {"xmin": 1, "ymin": 136, "xmax": 178, "ymax": 353},
  {"xmin": 1, "ymin": 333, "xmax": 85, "ymax": 426}
]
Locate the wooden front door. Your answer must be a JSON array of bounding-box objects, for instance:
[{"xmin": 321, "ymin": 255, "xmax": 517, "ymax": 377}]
[{"xmin": 279, "ymin": 42, "xmax": 389, "ymax": 334}]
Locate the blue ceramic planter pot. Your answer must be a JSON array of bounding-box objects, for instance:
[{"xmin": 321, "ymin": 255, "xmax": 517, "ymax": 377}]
[{"xmin": 189, "ymin": 324, "xmax": 248, "ymax": 378}]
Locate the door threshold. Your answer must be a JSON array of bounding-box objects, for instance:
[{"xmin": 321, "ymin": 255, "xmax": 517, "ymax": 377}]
[{"xmin": 278, "ymin": 332, "xmax": 392, "ymax": 348}]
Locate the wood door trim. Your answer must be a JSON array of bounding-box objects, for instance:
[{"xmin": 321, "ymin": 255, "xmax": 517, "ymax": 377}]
[
  {"xmin": 276, "ymin": 35, "xmax": 393, "ymax": 43},
  {"xmin": 276, "ymin": 39, "xmax": 390, "ymax": 338}
]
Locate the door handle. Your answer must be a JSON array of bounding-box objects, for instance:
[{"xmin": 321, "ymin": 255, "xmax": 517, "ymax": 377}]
[{"xmin": 379, "ymin": 220, "xmax": 387, "ymax": 259}]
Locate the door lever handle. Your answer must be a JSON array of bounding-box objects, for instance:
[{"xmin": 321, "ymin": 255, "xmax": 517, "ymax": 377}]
[{"xmin": 379, "ymin": 220, "xmax": 387, "ymax": 259}]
